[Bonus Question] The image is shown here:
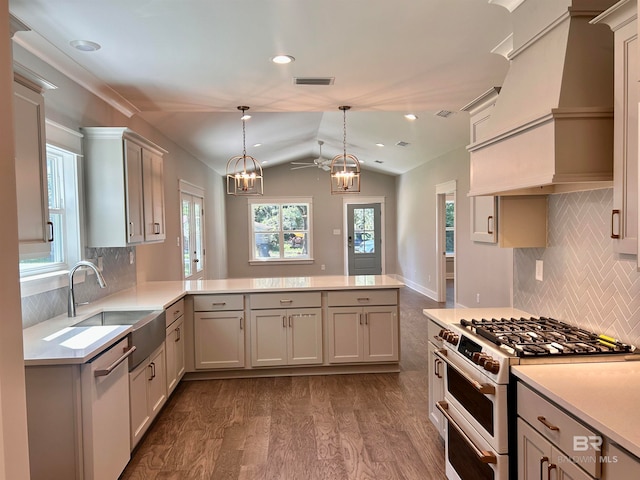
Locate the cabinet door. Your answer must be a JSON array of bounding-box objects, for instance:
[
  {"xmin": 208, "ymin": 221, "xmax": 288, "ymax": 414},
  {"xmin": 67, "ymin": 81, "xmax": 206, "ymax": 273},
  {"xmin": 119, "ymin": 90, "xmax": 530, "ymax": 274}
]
[
  {"xmin": 129, "ymin": 360, "xmax": 151, "ymax": 449},
  {"xmin": 327, "ymin": 307, "xmax": 363, "ymax": 363},
  {"xmin": 174, "ymin": 317, "xmax": 185, "ymax": 382},
  {"xmin": 603, "ymin": 443, "xmax": 640, "ymax": 479},
  {"xmin": 288, "ymin": 308, "xmax": 323, "ymax": 365},
  {"xmin": 165, "ymin": 324, "xmax": 177, "ymax": 395},
  {"xmin": 148, "ymin": 344, "xmax": 166, "ymax": 419},
  {"xmin": 363, "ymin": 306, "xmax": 398, "ymax": 362},
  {"xmin": 427, "ymin": 342, "xmax": 445, "ymax": 438},
  {"xmin": 470, "ymin": 196, "xmax": 497, "ymax": 243},
  {"xmin": 518, "ymin": 418, "xmax": 553, "ymax": 480},
  {"xmin": 13, "ymin": 81, "xmax": 51, "ymax": 257},
  {"xmin": 142, "ymin": 147, "xmax": 166, "ymax": 242},
  {"xmin": 250, "ymin": 309, "xmax": 288, "ymax": 367},
  {"xmin": 194, "ymin": 312, "xmax": 245, "ymax": 369},
  {"xmin": 124, "ymin": 140, "xmax": 144, "ymax": 244}
]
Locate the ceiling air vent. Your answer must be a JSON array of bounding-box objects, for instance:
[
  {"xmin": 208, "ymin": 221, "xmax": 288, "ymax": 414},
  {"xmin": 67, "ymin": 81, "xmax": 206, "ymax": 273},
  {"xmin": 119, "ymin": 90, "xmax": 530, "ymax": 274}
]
[
  {"xmin": 395, "ymin": 141, "xmax": 410, "ymax": 147},
  {"xmin": 435, "ymin": 110, "xmax": 454, "ymax": 118},
  {"xmin": 374, "ymin": 160, "xmax": 384, "ymax": 164},
  {"xmin": 293, "ymin": 77, "xmax": 335, "ymax": 86}
]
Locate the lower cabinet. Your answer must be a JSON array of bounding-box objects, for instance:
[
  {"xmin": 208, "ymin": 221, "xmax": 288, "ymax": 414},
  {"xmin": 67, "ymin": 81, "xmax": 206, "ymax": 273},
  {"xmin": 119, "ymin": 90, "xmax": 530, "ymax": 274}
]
[
  {"xmin": 194, "ymin": 311, "xmax": 245, "ymax": 368},
  {"xmin": 129, "ymin": 343, "xmax": 166, "ymax": 450},
  {"xmin": 250, "ymin": 308, "xmax": 323, "ymax": 367},
  {"xmin": 602, "ymin": 442, "xmax": 640, "ymax": 479},
  {"xmin": 427, "ymin": 340, "xmax": 445, "ymax": 438},
  {"xmin": 165, "ymin": 315, "xmax": 185, "ymax": 396},
  {"xmin": 327, "ymin": 305, "xmax": 398, "ymax": 363}
]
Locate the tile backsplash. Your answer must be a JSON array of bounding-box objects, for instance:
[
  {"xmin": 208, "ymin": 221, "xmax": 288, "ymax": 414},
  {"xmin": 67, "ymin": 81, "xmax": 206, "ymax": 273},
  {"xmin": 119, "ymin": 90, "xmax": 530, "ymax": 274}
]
[
  {"xmin": 21, "ymin": 247, "xmax": 136, "ymax": 328},
  {"xmin": 514, "ymin": 188, "xmax": 640, "ymax": 348}
]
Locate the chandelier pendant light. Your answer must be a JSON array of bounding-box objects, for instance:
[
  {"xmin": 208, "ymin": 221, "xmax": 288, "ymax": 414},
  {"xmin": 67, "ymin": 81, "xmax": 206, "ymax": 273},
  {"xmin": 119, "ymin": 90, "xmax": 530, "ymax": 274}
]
[
  {"xmin": 330, "ymin": 105, "xmax": 361, "ymax": 194},
  {"xmin": 226, "ymin": 106, "xmax": 263, "ymax": 195}
]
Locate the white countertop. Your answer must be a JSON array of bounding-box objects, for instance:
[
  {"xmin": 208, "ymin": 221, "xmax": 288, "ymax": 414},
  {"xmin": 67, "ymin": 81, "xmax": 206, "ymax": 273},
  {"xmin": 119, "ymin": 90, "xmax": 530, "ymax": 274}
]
[
  {"xmin": 512, "ymin": 362, "xmax": 640, "ymax": 459},
  {"xmin": 422, "ymin": 306, "xmax": 533, "ymax": 326},
  {"xmin": 24, "ymin": 275, "xmax": 403, "ymax": 366}
]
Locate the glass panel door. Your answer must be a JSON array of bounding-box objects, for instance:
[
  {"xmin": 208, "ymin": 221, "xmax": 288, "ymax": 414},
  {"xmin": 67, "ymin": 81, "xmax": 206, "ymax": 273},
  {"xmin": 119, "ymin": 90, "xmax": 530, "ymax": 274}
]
[{"xmin": 181, "ymin": 191, "xmax": 205, "ymax": 280}]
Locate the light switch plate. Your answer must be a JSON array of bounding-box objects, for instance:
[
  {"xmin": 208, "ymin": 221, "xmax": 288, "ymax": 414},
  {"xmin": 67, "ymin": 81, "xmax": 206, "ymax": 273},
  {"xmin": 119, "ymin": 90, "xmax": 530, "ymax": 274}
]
[{"xmin": 535, "ymin": 260, "xmax": 543, "ymax": 281}]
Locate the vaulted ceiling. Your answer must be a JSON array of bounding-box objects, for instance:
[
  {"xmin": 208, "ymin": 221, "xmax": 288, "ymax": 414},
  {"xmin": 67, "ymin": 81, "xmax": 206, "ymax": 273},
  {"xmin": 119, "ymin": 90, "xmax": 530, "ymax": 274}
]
[{"xmin": 9, "ymin": 0, "xmax": 513, "ymax": 175}]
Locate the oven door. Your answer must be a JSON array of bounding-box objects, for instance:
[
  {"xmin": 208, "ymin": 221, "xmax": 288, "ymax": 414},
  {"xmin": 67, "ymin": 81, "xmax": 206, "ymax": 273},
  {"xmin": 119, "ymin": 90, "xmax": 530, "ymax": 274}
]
[
  {"xmin": 435, "ymin": 349, "xmax": 508, "ymax": 454},
  {"xmin": 437, "ymin": 401, "xmax": 508, "ymax": 480}
]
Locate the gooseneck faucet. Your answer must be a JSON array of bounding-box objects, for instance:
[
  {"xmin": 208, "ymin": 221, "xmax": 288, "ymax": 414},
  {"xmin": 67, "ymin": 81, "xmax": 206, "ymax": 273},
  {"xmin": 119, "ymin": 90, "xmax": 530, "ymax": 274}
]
[{"xmin": 68, "ymin": 260, "xmax": 107, "ymax": 317}]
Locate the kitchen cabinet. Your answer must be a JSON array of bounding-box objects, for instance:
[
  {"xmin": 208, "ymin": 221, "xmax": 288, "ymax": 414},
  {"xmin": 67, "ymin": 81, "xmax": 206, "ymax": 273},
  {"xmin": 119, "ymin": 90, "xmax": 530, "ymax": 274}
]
[
  {"xmin": 462, "ymin": 87, "xmax": 500, "ymax": 243},
  {"xmin": 82, "ymin": 127, "xmax": 167, "ymax": 247},
  {"xmin": 326, "ymin": 290, "xmax": 399, "ymax": 363},
  {"xmin": 165, "ymin": 298, "xmax": 185, "ymax": 396},
  {"xmin": 25, "ymin": 338, "xmax": 133, "ymax": 480},
  {"xmin": 249, "ymin": 292, "xmax": 322, "ymax": 367},
  {"xmin": 602, "ymin": 441, "xmax": 640, "ymax": 478},
  {"xmin": 193, "ymin": 294, "xmax": 245, "ymax": 369},
  {"xmin": 593, "ymin": 0, "xmax": 638, "ymax": 255},
  {"xmin": 427, "ymin": 318, "xmax": 446, "ymax": 438},
  {"xmin": 517, "ymin": 382, "xmax": 600, "ymax": 479},
  {"xmin": 13, "ymin": 78, "xmax": 52, "ymax": 258},
  {"xmin": 130, "ymin": 343, "xmax": 166, "ymax": 449}
]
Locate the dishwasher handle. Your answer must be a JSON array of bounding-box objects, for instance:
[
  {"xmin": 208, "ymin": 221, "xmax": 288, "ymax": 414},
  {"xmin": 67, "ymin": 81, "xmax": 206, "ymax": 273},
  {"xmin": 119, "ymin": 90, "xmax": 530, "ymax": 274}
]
[{"xmin": 94, "ymin": 346, "xmax": 137, "ymax": 377}]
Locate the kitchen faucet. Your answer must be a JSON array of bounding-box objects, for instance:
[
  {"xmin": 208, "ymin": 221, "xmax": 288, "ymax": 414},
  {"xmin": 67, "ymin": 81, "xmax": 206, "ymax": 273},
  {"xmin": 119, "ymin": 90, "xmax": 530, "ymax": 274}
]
[{"xmin": 68, "ymin": 260, "xmax": 107, "ymax": 317}]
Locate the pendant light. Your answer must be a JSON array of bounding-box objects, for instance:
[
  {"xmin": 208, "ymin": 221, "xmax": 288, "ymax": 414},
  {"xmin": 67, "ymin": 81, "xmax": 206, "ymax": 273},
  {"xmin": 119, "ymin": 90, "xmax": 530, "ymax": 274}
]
[
  {"xmin": 330, "ymin": 106, "xmax": 361, "ymax": 194},
  {"xmin": 226, "ymin": 106, "xmax": 263, "ymax": 195}
]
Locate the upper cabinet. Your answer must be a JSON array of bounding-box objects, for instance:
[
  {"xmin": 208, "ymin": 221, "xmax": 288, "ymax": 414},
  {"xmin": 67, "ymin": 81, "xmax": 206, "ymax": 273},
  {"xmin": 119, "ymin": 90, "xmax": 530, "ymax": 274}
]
[
  {"xmin": 592, "ymin": 0, "xmax": 638, "ymax": 255},
  {"xmin": 13, "ymin": 78, "xmax": 51, "ymax": 258},
  {"xmin": 82, "ymin": 127, "xmax": 167, "ymax": 247}
]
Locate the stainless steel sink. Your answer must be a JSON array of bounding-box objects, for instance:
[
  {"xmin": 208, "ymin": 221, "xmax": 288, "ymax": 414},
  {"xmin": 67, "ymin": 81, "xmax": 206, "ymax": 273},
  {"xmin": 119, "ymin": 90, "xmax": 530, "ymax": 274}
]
[{"xmin": 75, "ymin": 309, "xmax": 166, "ymax": 370}]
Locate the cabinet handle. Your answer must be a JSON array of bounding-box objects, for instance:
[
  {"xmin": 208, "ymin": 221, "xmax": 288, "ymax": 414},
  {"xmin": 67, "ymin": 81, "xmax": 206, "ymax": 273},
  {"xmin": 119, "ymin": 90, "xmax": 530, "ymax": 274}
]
[
  {"xmin": 539, "ymin": 457, "xmax": 549, "ymax": 480},
  {"xmin": 359, "ymin": 313, "xmax": 363, "ymax": 325},
  {"xmin": 279, "ymin": 299, "xmax": 293, "ymax": 304},
  {"xmin": 47, "ymin": 221, "xmax": 54, "ymax": 242},
  {"xmin": 94, "ymin": 346, "xmax": 136, "ymax": 377},
  {"xmin": 357, "ymin": 297, "xmax": 370, "ymax": 302},
  {"xmin": 364, "ymin": 313, "xmax": 368, "ymax": 325},
  {"xmin": 547, "ymin": 463, "xmax": 557, "ymax": 479},
  {"xmin": 288, "ymin": 315, "xmax": 292, "ymax": 328},
  {"xmin": 537, "ymin": 416, "xmax": 559, "ymax": 431},
  {"xmin": 611, "ymin": 209, "xmax": 621, "ymax": 239},
  {"xmin": 282, "ymin": 316, "xmax": 287, "ymax": 328},
  {"xmin": 239, "ymin": 317, "xmax": 243, "ymax": 330},
  {"xmin": 175, "ymin": 326, "xmax": 181, "ymax": 342},
  {"xmin": 148, "ymin": 362, "xmax": 155, "ymax": 381},
  {"xmin": 211, "ymin": 302, "xmax": 226, "ymax": 307},
  {"xmin": 154, "ymin": 222, "xmax": 160, "ymax": 234},
  {"xmin": 487, "ymin": 215, "xmax": 494, "ymax": 235},
  {"xmin": 128, "ymin": 222, "xmax": 134, "ymax": 238}
]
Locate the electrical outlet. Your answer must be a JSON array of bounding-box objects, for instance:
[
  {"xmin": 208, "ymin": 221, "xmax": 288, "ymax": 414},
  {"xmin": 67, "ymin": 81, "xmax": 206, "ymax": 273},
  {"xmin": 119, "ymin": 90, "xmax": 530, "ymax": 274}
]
[
  {"xmin": 176, "ymin": 236, "xmax": 181, "ymax": 247},
  {"xmin": 535, "ymin": 260, "xmax": 543, "ymax": 281},
  {"xmin": 476, "ymin": 293, "xmax": 481, "ymax": 303},
  {"xmin": 321, "ymin": 264, "xmax": 326, "ymax": 271}
]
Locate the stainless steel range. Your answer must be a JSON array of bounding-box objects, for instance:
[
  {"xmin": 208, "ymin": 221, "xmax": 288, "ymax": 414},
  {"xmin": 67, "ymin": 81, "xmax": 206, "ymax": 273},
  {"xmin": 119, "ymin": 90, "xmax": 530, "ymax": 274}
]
[{"xmin": 428, "ymin": 313, "xmax": 636, "ymax": 480}]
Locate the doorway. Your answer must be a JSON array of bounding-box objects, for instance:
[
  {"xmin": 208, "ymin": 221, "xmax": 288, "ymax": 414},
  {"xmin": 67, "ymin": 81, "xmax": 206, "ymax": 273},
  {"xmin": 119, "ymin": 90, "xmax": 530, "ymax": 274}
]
[
  {"xmin": 180, "ymin": 181, "xmax": 205, "ymax": 280},
  {"xmin": 344, "ymin": 199, "xmax": 384, "ymax": 276},
  {"xmin": 436, "ymin": 181, "xmax": 456, "ymax": 305}
]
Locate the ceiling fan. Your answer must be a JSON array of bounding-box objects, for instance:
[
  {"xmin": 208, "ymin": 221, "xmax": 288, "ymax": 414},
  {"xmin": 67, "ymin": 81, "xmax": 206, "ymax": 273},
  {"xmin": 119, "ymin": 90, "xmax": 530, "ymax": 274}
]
[{"xmin": 291, "ymin": 140, "xmax": 331, "ymax": 171}]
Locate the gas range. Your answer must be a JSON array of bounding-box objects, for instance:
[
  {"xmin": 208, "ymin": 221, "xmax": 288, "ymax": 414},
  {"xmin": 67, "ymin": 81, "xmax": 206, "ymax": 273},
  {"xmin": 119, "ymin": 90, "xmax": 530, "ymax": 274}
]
[{"xmin": 436, "ymin": 316, "xmax": 636, "ymax": 385}]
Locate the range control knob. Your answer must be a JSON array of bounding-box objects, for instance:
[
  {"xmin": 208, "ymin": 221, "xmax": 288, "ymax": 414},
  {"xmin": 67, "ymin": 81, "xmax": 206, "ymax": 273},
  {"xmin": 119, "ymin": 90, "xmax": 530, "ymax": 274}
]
[
  {"xmin": 484, "ymin": 360, "xmax": 500, "ymax": 374},
  {"xmin": 471, "ymin": 352, "xmax": 482, "ymax": 363},
  {"xmin": 477, "ymin": 354, "xmax": 490, "ymax": 367}
]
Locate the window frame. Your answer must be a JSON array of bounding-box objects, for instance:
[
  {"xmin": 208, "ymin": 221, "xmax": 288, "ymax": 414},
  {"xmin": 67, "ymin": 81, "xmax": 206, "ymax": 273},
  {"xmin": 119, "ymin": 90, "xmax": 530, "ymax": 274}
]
[{"xmin": 248, "ymin": 197, "xmax": 314, "ymax": 264}]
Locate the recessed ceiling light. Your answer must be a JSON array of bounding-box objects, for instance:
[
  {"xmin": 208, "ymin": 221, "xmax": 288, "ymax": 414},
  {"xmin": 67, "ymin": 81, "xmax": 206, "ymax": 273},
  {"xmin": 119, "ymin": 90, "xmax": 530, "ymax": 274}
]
[
  {"xmin": 376, "ymin": 143, "xmax": 385, "ymax": 147},
  {"xmin": 404, "ymin": 113, "xmax": 418, "ymax": 121},
  {"xmin": 70, "ymin": 40, "xmax": 101, "ymax": 52},
  {"xmin": 271, "ymin": 55, "xmax": 295, "ymax": 65},
  {"xmin": 253, "ymin": 143, "xmax": 262, "ymax": 147}
]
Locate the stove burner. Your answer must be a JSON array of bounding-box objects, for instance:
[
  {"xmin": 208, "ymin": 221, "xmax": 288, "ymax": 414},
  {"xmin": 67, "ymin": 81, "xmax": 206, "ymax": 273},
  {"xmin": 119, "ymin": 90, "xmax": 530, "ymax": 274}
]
[{"xmin": 459, "ymin": 317, "xmax": 635, "ymax": 357}]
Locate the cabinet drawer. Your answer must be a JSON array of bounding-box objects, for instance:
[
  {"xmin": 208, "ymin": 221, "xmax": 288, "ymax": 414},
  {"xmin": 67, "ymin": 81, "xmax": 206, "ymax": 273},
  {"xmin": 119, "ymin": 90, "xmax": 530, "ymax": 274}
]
[
  {"xmin": 517, "ymin": 382, "xmax": 599, "ymax": 477},
  {"xmin": 327, "ymin": 289, "xmax": 398, "ymax": 307},
  {"xmin": 193, "ymin": 294, "xmax": 244, "ymax": 312},
  {"xmin": 165, "ymin": 298, "xmax": 184, "ymax": 327},
  {"xmin": 250, "ymin": 292, "xmax": 321, "ymax": 310}
]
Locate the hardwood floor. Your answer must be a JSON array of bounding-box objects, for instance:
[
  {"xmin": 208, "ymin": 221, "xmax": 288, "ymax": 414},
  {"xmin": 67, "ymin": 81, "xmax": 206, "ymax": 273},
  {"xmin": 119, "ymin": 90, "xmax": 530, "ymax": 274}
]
[{"xmin": 120, "ymin": 287, "xmax": 447, "ymax": 480}]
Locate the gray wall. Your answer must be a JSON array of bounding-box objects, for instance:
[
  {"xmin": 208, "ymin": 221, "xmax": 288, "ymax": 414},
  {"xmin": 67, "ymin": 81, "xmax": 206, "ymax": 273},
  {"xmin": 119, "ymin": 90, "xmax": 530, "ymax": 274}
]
[
  {"xmin": 396, "ymin": 146, "xmax": 513, "ymax": 307},
  {"xmin": 225, "ymin": 161, "xmax": 397, "ymax": 278},
  {"xmin": 514, "ymin": 188, "xmax": 640, "ymax": 347}
]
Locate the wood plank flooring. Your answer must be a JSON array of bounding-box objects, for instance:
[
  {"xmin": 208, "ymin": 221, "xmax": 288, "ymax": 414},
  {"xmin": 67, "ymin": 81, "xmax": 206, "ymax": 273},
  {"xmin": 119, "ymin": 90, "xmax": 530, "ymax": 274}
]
[{"xmin": 120, "ymin": 287, "xmax": 447, "ymax": 480}]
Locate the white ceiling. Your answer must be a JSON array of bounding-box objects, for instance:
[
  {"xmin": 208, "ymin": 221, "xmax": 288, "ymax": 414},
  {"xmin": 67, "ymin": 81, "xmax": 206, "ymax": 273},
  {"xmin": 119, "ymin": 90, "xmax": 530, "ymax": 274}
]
[{"xmin": 9, "ymin": 0, "xmax": 512, "ymax": 176}]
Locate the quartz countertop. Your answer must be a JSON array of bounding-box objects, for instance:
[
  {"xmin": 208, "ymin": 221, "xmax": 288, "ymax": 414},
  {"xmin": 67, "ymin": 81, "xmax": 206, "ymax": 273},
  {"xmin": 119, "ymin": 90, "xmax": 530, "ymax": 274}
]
[
  {"xmin": 24, "ymin": 275, "xmax": 403, "ymax": 366},
  {"xmin": 422, "ymin": 307, "xmax": 533, "ymax": 327},
  {"xmin": 512, "ymin": 361, "xmax": 640, "ymax": 459}
]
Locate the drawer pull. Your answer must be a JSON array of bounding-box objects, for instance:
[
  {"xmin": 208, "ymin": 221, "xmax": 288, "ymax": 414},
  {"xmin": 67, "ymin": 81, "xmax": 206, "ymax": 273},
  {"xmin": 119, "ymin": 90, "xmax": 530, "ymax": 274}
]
[
  {"xmin": 357, "ymin": 297, "xmax": 370, "ymax": 302},
  {"xmin": 279, "ymin": 299, "xmax": 293, "ymax": 304},
  {"xmin": 537, "ymin": 416, "xmax": 559, "ymax": 431},
  {"xmin": 211, "ymin": 302, "xmax": 227, "ymax": 307},
  {"xmin": 487, "ymin": 215, "xmax": 494, "ymax": 235}
]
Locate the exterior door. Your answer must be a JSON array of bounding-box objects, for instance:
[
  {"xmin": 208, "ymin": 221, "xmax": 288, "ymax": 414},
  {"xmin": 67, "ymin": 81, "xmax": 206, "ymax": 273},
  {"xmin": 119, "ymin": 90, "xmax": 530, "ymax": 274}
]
[
  {"xmin": 181, "ymin": 191, "xmax": 205, "ymax": 280},
  {"xmin": 347, "ymin": 203, "xmax": 382, "ymax": 275}
]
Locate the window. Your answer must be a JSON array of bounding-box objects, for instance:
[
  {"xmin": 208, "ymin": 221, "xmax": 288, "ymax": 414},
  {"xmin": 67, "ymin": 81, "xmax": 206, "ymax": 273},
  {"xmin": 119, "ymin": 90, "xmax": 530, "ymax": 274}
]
[
  {"xmin": 445, "ymin": 198, "xmax": 455, "ymax": 254},
  {"xmin": 249, "ymin": 198, "xmax": 313, "ymax": 262},
  {"xmin": 19, "ymin": 144, "xmax": 81, "ymax": 278}
]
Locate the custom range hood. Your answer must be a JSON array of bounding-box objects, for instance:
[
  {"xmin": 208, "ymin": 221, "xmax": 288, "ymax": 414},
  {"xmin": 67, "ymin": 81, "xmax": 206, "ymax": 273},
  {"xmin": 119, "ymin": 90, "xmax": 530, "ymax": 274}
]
[{"xmin": 467, "ymin": 0, "xmax": 617, "ymax": 196}]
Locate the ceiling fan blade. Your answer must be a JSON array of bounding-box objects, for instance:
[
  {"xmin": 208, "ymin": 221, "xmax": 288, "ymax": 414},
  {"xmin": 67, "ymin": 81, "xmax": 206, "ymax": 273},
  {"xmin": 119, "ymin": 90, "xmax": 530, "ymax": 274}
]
[
  {"xmin": 291, "ymin": 162, "xmax": 314, "ymax": 165},
  {"xmin": 291, "ymin": 165, "xmax": 316, "ymax": 170}
]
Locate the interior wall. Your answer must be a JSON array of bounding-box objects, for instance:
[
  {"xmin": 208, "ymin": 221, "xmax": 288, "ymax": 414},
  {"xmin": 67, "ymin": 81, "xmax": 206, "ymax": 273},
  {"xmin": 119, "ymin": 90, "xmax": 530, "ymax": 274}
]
[
  {"xmin": 225, "ymin": 162, "xmax": 397, "ymax": 278},
  {"xmin": 396, "ymin": 146, "xmax": 513, "ymax": 307},
  {"xmin": 0, "ymin": 5, "xmax": 32, "ymax": 477}
]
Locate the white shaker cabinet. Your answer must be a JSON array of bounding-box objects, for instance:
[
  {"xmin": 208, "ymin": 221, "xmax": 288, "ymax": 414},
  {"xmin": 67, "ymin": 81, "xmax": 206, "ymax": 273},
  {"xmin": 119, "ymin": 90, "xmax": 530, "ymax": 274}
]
[
  {"xmin": 165, "ymin": 298, "xmax": 185, "ymax": 396},
  {"xmin": 326, "ymin": 290, "xmax": 399, "ymax": 364},
  {"xmin": 602, "ymin": 442, "xmax": 640, "ymax": 479},
  {"xmin": 13, "ymin": 79, "xmax": 52, "ymax": 258},
  {"xmin": 82, "ymin": 127, "xmax": 167, "ymax": 247},
  {"xmin": 593, "ymin": 0, "xmax": 638, "ymax": 255},
  {"xmin": 427, "ymin": 318, "xmax": 446, "ymax": 438}
]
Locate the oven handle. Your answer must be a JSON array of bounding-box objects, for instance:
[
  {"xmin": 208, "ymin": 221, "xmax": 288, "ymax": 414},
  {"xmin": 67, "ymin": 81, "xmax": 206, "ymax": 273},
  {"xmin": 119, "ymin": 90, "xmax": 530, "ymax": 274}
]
[
  {"xmin": 435, "ymin": 350, "xmax": 496, "ymax": 395},
  {"xmin": 436, "ymin": 401, "xmax": 497, "ymax": 465}
]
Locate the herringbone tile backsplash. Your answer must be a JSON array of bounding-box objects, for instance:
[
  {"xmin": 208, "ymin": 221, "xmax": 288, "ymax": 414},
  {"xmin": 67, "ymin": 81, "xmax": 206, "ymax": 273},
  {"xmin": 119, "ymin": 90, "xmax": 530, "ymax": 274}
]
[{"xmin": 514, "ymin": 188, "xmax": 640, "ymax": 348}]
